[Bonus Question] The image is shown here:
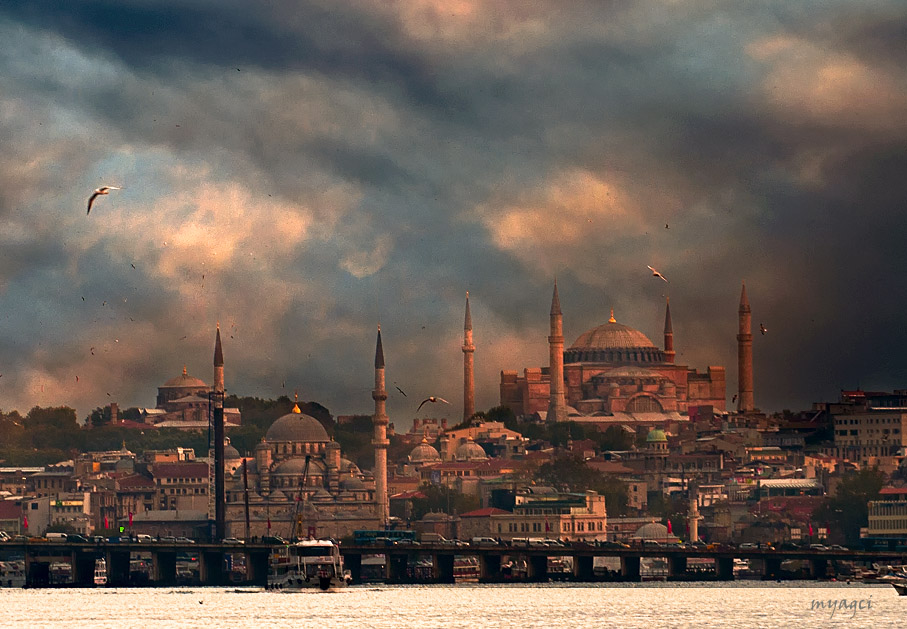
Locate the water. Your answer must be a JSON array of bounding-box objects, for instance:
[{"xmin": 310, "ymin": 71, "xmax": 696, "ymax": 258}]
[{"xmin": 2, "ymin": 582, "xmax": 901, "ymax": 628}]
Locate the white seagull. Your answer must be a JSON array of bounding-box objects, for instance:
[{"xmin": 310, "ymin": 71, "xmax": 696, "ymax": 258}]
[
  {"xmin": 647, "ymin": 265, "xmax": 668, "ymax": 282},
  {"xmin": 760, "ymin": 323, "xmax": 767, "ymax": 335},
  {"xmin": 417, "ymin": 396, "xmax": 450, "ymax": 412},
  {"xmin": 87, "ymin": 186, "xmax": 121, "ymax": 215}
]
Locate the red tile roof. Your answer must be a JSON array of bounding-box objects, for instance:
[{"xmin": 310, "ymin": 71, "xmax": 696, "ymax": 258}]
[{"xmin": 459, "ymin": 507, "xmax": 511, "ymax": 517}]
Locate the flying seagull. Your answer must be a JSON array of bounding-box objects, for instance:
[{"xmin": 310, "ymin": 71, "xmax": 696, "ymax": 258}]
[
  {"xmin": 760, "ymin": 323, "xmax": 767, "ymax": 335},
  {"xmin": 87, "ymin": 186, "xmax": 121, "ymax": 215},
  {"xmin": 647, "ymin": 265, "xmax": 668, "ymax": 282},
  {"xmin": 395, "ymin": 385, "xmax": 407, "ymax": 397},
  {"xmin": 417, "ymin": 396, "xmax": 449, "ymax": 412}
]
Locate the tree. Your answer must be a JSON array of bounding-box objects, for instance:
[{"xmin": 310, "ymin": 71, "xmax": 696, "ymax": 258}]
[
  {"xmin": 814, "ymin": 467, "xmax": 885, "ymax": 545},
  {"xmin": 410, "ymin": 484, "xmax": 480, "ymax": 519},
  {"xmin": 86, "ymin": 406, "xmax": 112, "ymax": 428}
]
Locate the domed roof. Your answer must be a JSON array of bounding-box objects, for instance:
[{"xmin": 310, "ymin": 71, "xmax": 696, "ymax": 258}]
[
  {"xmin": 646, "ymin": 428, "xmax": 668, "ymax": 443},
  {"xmin": 161, "ymin": 367, "xmax": 208, "ymax": 388},
  {"xmin": 570, "ymin": 320, "xmax": 658, "ymax": 352},
  {"xmin": 224, "ymin": 444, "xmax": 241, "ymax": 459},
  {"xmin": 341, "ymin": 477, "xmax": 366, "ymax": 490},
  {"xmin": 455, "ymin": 438, "xmax": 488, "ymax": 461},
  {"xmin": 273, "ymin": 457, "xmax": 325, "ymax": 475},
  {"xmin": 409, "ymin": 439, "xmax": 441, "ymax": 464},
  {"xmin": 266, "ymin": 405, "xmax": 330, "ymax": 443},
  {"xmin": 634, "ymin": 522, "xmax": 669, "ymax": 540}
]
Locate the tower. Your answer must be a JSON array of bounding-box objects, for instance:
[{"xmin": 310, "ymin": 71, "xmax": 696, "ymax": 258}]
[
  {"xmin": 462, "ymin": 291, "xmax": 476, "ymax": 421},
  {"xmin": 547, "ymin": 281, "xmax": 568, "ymax": 422},
  {"xmin": 371, "ymin": 326, "xmax": 390, "ymax": 528},
  {"xmin": 737, "ymin": 281, "xmax": 754, "ymax": 412},
  {"xmin": 213, "ymin": 323, "xmax": 224, "ymax": 393},
  {"xmin": 663, "ymin": 298, "xmax": 675, "ymax": 364}
]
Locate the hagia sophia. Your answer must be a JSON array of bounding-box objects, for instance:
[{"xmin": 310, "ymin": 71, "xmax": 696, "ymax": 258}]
[{"xmin": 500, "ymin": 283, "xmax": 729, "ymax": 424}]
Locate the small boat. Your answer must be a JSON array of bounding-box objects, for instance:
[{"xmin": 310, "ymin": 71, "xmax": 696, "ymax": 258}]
[
  {"xmin": 268, "ymin": 539, "xmax": 351, "ymax": 591},
  {"xmin": 892, "ymin": 582, "xmax": 907, "ymax": 596}
]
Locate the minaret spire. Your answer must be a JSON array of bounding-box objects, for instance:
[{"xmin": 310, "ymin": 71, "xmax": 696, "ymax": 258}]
[
  {"xmin": 371, "ymin": 325, "xmax": 389, "ymax": 527},
  {"xmin": 663, "ymin": 298, "xmax": 675, "ymax": 364},
  {"xmin": 547, "ymin": 280, "xmax": 568, "ymax": 422},
  {"xmin": 737, "ymin": 281, "xmax": 754, "ymax": 412},
  {"xmin": 213, "ymin": 323, "xmax": 224, "ymax": 392},
  {"xmin": 462, "ymin": 292, "xmax": 476, "ymax": 421}
]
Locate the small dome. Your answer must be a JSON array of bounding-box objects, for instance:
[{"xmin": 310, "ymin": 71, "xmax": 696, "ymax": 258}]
[
  {"xmin": 646, "ymin": 428, "xmax": 668, "ymax": 443},
  {"xmin": 339, "ymin": 458, "xmax": 360, "ymax": 474},
  {"xmin": 266, "ymin": 405, "xmax": 330, "ymax": 443},
  {"xmin": 634, "ymin": 522, "xmax": 669, "ymax": 540},
  {"xmin": 341, "ymin": 477, "xmax": 366, "ymax": 491},
  {"xmin": 161, "ymin": 367, "xmax": 208, "ymax": 389},
  {"xmin": 455, "ymin": 438, "xmax": 488, "ymax": 461},
  {"xmin": 224, "ymin": 444, "xmax": 241, "ymax": 459},
  {"xmin": 409, "ymin": 439, "xmax": 441, "ymax": 464}
]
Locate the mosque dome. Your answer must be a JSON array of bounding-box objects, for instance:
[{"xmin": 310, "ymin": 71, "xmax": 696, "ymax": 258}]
[
  {"xmin": 455, "ymin": 438, "xmax": 488, "ymax": 461},
  {"xmin": 266, "ymin": 405, "xmax": 330, "ymax": 443},
  {"xmin": 646, "ymin": 428, "xmax": 668, "ymax": 443},
  {"xmin": 409, "ymin": 439, "xmax": 441, "ymax": 464},
  {"xmin": 565, "ymin": 311, "xmax": 665, "ymax": 365},
  {"xmin": 224, "ymin": 444, "xmax": 241, "ymax": 459},
  {"xmin": 634, "ymin": 522, "xmax": 669, "ymax": 540},
  {"xmin": 161, "ymin": 367, "xmax": 208, "ymax": 389}
]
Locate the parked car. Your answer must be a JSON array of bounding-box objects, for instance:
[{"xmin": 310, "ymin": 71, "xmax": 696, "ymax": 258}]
[
  {"xmin": 66, "ymin": 534, "xmax": 89, "ymax": 543},
  {"xmin": 739, "ymin": 542, "xmax": 758, "ymax": 550},
  {"xmin": 223, "ymin": 538, "xmax": 245, "ymax": 545}
]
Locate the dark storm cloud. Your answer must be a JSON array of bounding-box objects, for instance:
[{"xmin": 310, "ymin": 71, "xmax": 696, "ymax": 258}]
[{"xmin": 0, "ymin": 0, "xmax": 904, "ymax": 419}]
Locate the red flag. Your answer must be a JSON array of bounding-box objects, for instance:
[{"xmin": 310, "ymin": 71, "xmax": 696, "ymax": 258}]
[
  {"xmin": 128, "ymin": 511, "xmax": 133, "ymax": 526},
  {"xmin": 667, "ymin": 520, "xmax": 673, "ymax": 534},
  {"xmin": 104, "ymin": 515, "xmax": 109, "ymax": 529},
  {"xmin": 23, "ymin": 514, "xmax": 28, "ymax": 529},
  {"xmin": 267, "ymin": 517, "xmax": 271, "ymax": 531},
  {"xmin": 808, "ymin": 523, "xmax": 814, "ymax": 536},
  {"xmin": 545, "ymin": 520, "xmax": 550, "ymax": 532}
]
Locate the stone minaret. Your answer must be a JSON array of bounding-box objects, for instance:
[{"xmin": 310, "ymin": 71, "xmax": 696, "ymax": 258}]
[
  {"xmin": 737, "ymin": 281, "xmax": 754, "ymax": 412},
  {"xmin": 462, "ymin": 291, "xmax": 476, "ymax": 422},
  {"xmin": 663, "ymin": 298, "xmax": 675, "ymax": 364},
  {"xmin": 547, "ymin": 281, "xmax": 568, "ymax": 422},
  {"xmin": 371, "ymin": 326, "xmax": 390, "ymax": 528},
  {"xmin": 213, "ymin": 323, "xmax": 224, "ymax": 393}
]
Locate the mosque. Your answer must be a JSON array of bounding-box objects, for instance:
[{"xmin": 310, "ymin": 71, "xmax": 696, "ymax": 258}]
[{"xmin": 500, "ymin": 282, "xmax": 747, "ymax": 423}]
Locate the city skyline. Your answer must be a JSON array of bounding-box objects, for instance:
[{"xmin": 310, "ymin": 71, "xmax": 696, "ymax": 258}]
[{"xmin": 0, "ymin": 2, "xmax": 905, "ymax": 422}]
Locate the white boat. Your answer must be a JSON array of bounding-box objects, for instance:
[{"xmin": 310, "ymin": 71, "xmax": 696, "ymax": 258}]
[
  {"xmin": 94, "ymin": 558, "xmax": 107, "ymax": 586},
  {"xmin": 268, "ymin": 539, "xmax": 351, "ymax": 591}
]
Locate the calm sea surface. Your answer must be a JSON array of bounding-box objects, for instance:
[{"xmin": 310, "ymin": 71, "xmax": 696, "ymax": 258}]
[{"xmin": 2, "ymin": 582, "xmax": 902, "ymax": 628}]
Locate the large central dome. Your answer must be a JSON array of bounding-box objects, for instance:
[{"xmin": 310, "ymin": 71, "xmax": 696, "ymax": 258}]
[
  {"xmin": 266, "ymin": 406, "xmax": 330, "ymax": 443},
  {"xmin": 565, "ymin": 313, "xmax": 665, "ymax": 365}
]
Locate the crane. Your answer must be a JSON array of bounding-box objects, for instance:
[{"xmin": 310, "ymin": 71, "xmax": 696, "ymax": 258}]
[{"xmin": 288, "ymin": 454, "xmax": 312, "ymax": 540}]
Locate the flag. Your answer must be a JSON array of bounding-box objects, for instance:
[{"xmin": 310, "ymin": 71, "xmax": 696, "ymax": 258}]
[
  {"xmin": 667, "ymin": 520, "xmax": 673, "ymax": 535},
  {"xmin": 267, "ymin": 517, "xmax": 271, "ymax": 531},
  {"xmin": 23, "ymin": 514, "xmax": 28, "ymax": 529},
  {"xmin": 545, "ymin": 520, "xmax": 550, "ymax": 533},
  {"xmin": 128, "ymin": 511, "xmax": 133, "ymax": 526},
  {"xmin": 808, "ymin": 523, "xmax": 814, "ymax": 536},
  {"xmin": 104, "ymin": 515, "xmax": 109, "ymax": 529}
]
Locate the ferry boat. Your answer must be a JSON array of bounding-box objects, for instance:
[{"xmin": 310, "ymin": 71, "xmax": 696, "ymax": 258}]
[
  {"xmin": 93, "ymin": 558, "xmax": 107, "ymax": 586},
  {"xmin": 268, "ymin": 539, "xmax": 351, "ymax": 591}
]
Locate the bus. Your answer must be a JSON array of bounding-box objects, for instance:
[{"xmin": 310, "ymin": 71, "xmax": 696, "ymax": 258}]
[{"xmin": 353, "ymin": 530, "xmax": 416, "ymax": 545}]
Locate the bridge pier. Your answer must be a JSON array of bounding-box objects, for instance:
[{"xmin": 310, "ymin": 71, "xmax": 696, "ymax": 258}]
[
  {"xmin": 573, "ymin": 555, "xmax": 594, "ymax": 581},
  {"xmin": 199, "ymin": 551, "xmax": 226, "ymax": 586},
  {"xmin": 106, "ymin": 550, "xmax": 131, "ymax": 586},
  {"xmin": 762, "ymin": 557, "xmax": 781, "ymax": 580},
  {"xmin": 527, "ymin": 555, "xmax": 548, "ymax": 582},
  {"xmin": 71, "ymin": 551, "xmax": 96, "ymax": 586},
  {"xmin": 343, "ymin": 553, "xmax": 362, "ymax": 585},
  {"xmin": 810, "ymin": 558, "xmax": 828, "ymax": 580},
  {"xmin": 668, "ymin": 555, "xmax": 688, "ymax": 579},
  {"xmin": 716, "ymin": 557, "xmax": 735, "ymax": 581},
  {"xmin": 621, "ymin": 556, "xmax": 641, "ymax": 582},
  {"xmin": 26, "ymin": 561, "xmax": 50, "ymax": 588},
  {"xmin": 479, "ymin": 554, "xmax": 502, "ymax": 582},
  {"xmin": 433, "ymin": 554, "xmax": 455, "ymax": 584},
  {"xmin": 386, "ymin": 553, "xmax": 408, "ymax": 583},
  {"xmin": 152, "ymin": 551, "xmax": 177, "ymax": 585}
]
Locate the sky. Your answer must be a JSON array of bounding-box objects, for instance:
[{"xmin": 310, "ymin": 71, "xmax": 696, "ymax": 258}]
[{"xmin": 0, "ymin": 1, "xmax": 905, "ymax": 428}]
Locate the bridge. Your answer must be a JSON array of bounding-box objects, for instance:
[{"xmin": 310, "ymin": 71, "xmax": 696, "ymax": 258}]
[
  {"xmin": 3, "ymin": 540, "xmax": 906, "ymax": 587},
  {"xmin": 340, "ymin": 542, "xmax": 907, "ymax": 584}
]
